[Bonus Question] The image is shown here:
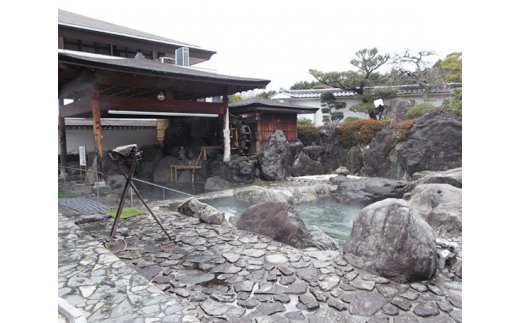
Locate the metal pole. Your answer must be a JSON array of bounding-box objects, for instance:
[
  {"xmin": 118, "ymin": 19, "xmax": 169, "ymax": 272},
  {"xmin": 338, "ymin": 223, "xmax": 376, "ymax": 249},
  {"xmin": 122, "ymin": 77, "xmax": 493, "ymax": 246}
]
[{"xmin": 130, "ymin": 186, "xmax": 133, "ymax": 207}]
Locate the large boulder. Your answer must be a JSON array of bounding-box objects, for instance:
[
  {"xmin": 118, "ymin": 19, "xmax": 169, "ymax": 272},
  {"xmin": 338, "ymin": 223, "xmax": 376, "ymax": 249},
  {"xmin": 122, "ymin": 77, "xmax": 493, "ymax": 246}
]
[
  {"xmin": 318, "ymin": 125, "xmax": 348, "ymax": 174},
  {"xmin": 386, "ymin": 98, "xmax": 414, "ymax": 121},
  {"xmin": 204, "ymin": 176, "xmax": 234, "ymax": 191},
  {"xmin": 235, "ymin": 202, "xmax": 333, "ymax": 250},
  {"xmin": 408, "ymin": 184, "xmax": 462, "ymax": 238},
  {"xmin": 364, "ymin": 109, "xmax": 462, "ymax": 179},
  {"xmin": 177, "ymin": 198, "xmax": 225, "ymax": 225},
  {"xmin": 398, "ymin": 109, "xmax": 462, "ymax": 175},
  {"xmin": 291, "ymin": 150, "xmax": 324, "ymax": 177},
  {"xmin": 343, "ymin": 198, "xmax": 437, "ymax": 283},
  {"xmin": 135, "ymin": 145, "xmax": 163, "ymax": 181},
  {"xmin": 234, "ymin": 186, "xmax": 292, "ymax": 204},
  {"xmin": 345, "ymin": 145, "xmax": 366, "ymax": 176},
  {"xmin": 413, "ymin": 167, "xmax": 462, "ymax": 188},
  {"xmin": 216, "ymin": 156, "xmax": 258, "ymax": 184},
  {"xmin": 259, "ymin": 130, "xmax": 293, "ymax": 181},
  {"xmin": 364, "ymin": 125, "xmax": 406, "ymax": 179},
  {"xmin": 331, "ymin": 176, "xmax": 413, "ymax": 204}
]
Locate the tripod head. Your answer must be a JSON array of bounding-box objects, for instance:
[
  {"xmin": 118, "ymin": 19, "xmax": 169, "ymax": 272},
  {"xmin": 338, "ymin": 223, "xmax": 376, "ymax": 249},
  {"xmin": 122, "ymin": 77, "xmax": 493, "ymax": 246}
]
[{"xmin": 109, "ymin": 144, "xmax": 143, "ymax": 166}]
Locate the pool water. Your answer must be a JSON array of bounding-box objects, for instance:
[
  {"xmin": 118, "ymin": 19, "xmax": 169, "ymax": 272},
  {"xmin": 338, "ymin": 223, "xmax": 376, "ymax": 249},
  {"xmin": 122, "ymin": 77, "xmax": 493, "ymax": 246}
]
[{"xmin": 202, "ymin": 198, "xmax": 365, "ymax": 244}]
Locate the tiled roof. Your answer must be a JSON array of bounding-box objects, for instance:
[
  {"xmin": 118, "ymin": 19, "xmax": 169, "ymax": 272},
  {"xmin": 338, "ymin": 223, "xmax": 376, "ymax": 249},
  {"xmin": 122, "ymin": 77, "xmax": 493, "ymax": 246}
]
[
  {"xmin": 58, "ymin": 9, "xmax": 210, "ymax": 52},
  {"xmin": 229, "ymin": 98, "xmax": 318, "ymax": 114},
  {"xmin": 59, "ymin": 49, "xmax": 270, "ymax": 86},
  {"xmin": 282, "ymin": 83, "xmax": 461, "ymax": 99}
]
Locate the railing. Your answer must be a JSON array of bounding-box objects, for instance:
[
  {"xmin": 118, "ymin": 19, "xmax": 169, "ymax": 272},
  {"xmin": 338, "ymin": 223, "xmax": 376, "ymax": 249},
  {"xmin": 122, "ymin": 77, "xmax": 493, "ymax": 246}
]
[
  {"xmin": 59, "ymin": 166, "xmax": 104, "ymax": 199},
  {"xmin": 59, "ymin": 165, "xmax": 193, "ymax": 205}
]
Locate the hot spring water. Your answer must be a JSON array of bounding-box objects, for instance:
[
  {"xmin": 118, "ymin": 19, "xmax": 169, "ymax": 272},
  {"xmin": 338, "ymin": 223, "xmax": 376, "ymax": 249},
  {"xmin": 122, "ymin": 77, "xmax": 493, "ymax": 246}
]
[{"xmin": 202, "ymin": 198, "xmax": 365, "ymax": 244}]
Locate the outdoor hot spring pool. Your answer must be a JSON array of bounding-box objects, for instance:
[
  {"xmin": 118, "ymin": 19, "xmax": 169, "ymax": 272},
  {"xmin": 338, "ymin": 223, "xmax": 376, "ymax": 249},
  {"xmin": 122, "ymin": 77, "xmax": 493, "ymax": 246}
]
[{"xmin": 201, "ymin": 198, "xmax": 365, "ymax": 244}]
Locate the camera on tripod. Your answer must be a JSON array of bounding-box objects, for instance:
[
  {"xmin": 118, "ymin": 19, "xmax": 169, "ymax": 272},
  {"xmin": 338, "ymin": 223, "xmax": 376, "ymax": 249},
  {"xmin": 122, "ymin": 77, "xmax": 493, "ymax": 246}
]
[{"xmin": 109, "ymin": 144, "xmax": 142, "ymax": 166}]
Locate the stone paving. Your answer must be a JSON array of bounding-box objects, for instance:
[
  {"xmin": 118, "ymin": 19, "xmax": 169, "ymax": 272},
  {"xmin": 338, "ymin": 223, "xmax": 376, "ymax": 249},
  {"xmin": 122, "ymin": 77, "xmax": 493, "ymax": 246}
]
[
  {"xmin": 58, "ymin": 213, "xmax": 190, "ymax": 322},
  {"xmin": 59, "ymin": 198, "xmax": 463, "ymax": 323}
]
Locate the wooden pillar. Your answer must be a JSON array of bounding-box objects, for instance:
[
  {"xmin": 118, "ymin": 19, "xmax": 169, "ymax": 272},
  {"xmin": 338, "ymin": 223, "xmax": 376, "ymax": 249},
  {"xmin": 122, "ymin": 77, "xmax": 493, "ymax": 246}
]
[
  {"xmin": 222, "ymin": 94, "xmax": 231, "ymax": 162},
  {"xmin": 91, "ymin": 84, "xmax": 104, "ymax": 175},
  {"xmin": 58, "ymin": 98, "xmax": 68, "ymax": 172}
]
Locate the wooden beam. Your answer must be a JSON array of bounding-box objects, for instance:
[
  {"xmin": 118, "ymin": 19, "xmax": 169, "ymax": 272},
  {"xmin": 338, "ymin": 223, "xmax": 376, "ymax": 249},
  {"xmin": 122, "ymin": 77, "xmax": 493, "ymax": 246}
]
[
  {"xmin": 91, "ymin": 85, "xmax": 104, "ymax": 174},
  {"xmin": 100, "ymin": 95, "xmax": 226, "ymax": 115}
]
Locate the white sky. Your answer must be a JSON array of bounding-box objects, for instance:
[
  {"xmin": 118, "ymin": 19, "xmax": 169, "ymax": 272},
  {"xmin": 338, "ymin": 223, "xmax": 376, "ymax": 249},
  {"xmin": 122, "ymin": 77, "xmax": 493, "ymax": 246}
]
[{"xmin": 57, "ymin": 0, "xmax": 464, "ymax": 92}]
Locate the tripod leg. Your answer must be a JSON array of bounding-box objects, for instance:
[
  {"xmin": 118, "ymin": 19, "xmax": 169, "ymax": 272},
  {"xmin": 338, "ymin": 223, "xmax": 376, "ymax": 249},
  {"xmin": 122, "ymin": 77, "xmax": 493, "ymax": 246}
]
[
  {"xmin": 128, "ymin": 182, "xmax": 173, "ymax": 240},
  {"xmin": 109, "ymin": 159, "xmax": 138, "ymax": 239}
]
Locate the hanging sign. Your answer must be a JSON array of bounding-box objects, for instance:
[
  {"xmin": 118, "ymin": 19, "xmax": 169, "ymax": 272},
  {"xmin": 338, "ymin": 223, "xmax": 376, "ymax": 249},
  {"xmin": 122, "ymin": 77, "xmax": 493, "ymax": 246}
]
[{"xmin": 79, "ymin": 146, "xmax": 87, "ymax": 166}]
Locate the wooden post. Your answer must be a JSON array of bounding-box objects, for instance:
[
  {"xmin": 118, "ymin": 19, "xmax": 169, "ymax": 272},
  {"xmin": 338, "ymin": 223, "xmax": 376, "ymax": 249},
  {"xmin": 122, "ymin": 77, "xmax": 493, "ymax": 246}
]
[
  {"xmin": 91, "ymin": 84, "xmax": 104, "ymax": 175},
  {"xmin": 223, "ymin": 94, "xmax": 231, "ymax": 162},
  {"xmin": 58, "ymin": 98, "xmax": 68, "ymax": 173}
]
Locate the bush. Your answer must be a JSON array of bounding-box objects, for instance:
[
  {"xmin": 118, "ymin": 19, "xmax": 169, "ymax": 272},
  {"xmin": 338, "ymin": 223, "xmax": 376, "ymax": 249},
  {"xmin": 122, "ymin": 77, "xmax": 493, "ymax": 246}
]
[
  {"xmin": 344, "ymin": 117, "xmax": 360, "ymax": 123},
  {"xmin": 392, "ymin": 120, "xmax": 414, "ymax": 142},
  {"xmin": 297, "ymin": 121, "xmax": 321, "ymax": 146},
  {"xmin": 330, "ymin": 111, "xmax": 345, "ymax": 121},
  {"xmin": 338, "ymin": 119, "xmax": 387, "ymax": 148},
  {"xmin": 407, "ymin": 102, "xmax": 434, "ymax": 118},
  {"xmin": 442, "ymin": 88, "xmax": 462, "ymax": 119}
]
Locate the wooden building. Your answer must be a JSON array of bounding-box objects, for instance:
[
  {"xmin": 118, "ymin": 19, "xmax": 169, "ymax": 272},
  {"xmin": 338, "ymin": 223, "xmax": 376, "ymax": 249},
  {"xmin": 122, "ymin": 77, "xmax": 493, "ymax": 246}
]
[
  {"xmin": 58, "ymin": 9, "xmax": 270, "ymax": 174},
  {"xmin": 229, "ymin": 98, "xmax": 318, "ymax": 154}
]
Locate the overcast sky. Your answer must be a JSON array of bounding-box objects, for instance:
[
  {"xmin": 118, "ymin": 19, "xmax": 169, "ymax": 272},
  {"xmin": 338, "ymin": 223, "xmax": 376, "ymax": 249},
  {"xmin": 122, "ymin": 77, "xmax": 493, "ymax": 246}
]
[{"xmin": 57, "ymin": 0, "xmax": 464, "ymax": 93}]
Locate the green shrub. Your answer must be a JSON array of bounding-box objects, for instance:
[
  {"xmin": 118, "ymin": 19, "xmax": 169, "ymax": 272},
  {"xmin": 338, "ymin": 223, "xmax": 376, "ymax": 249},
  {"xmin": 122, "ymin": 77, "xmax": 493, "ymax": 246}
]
[
  {"xmin": 338, "ymin": 119, "xmax": 387, "ymax": 148},
  {"xmin": 442, "ymin": 88, "xmax": 462, "ymax": 119},
  {"xmin": 330, "ymin": 111, "xmax": 344, "ymax": 121},
  {"xmin": 407, "ymin": 102, "xmax": 434, "ymax": 118},
  {"xmin": 297, "ymin": 121, "xmax": 321, "ymax": 146},
  {"xmin": 344, "ymin": 117, "xmax": 360, "ymax": 123}
]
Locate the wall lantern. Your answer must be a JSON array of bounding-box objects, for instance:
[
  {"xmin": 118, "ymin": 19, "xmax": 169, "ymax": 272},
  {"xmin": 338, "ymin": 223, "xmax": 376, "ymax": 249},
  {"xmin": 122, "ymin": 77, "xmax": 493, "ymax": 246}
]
[{"xmin": 157, "ymin": 91, "xmax": 165, "ymax": 101}]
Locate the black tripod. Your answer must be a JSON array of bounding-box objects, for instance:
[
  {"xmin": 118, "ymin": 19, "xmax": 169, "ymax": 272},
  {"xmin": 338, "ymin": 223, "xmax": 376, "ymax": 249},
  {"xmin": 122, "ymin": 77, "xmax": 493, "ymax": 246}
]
[{"xmin": 108, "ymin": 145, "xmax": 172, "ymax": 241}]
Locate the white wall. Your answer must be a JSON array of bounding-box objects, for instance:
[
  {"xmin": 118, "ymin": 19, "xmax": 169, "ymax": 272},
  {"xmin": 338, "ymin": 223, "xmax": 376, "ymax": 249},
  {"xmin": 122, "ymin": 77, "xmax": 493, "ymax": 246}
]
[
  {"xmin": 60, "ymin": 128, "xmax": 159, "ymax": 155},
  {"xmin": 291, "ymin": 93, "xmax": 450, "ymax": 126}
]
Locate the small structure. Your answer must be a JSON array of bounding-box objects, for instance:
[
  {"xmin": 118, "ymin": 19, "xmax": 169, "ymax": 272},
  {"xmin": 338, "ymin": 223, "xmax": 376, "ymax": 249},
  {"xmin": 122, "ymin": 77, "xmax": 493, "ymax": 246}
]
[{"xmin": 229, "ymin": 98, "xmax": 318, "ymax": 154}]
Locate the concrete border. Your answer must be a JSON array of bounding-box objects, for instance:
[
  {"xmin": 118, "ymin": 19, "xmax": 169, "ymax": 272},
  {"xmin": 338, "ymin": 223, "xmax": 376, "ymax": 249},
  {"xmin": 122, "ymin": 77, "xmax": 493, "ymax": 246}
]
[{"xmin": 58, "ymin": 297, "xmax": 87, "ymax": 323}]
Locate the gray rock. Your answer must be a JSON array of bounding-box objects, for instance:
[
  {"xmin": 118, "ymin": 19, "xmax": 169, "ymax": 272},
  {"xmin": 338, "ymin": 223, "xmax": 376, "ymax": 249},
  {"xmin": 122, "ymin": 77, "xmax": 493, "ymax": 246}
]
[
  {"xmin": 382, "ymin": 303, "xmax": 399, "ymax": 316},
  {"xmin": 343, "ymin": 199, "xmax": 437, "ymax": 283},
  {"xmin": 259, "ymin": 130, "xmax": 293, "ymax": 181},
  {"xmin": 307, "ymin": 225, "xmax": 339, "ymax": 250},
  {"xmin": 394, "ymin": 313, "xmax": 420, "ymax": 323},
  {"xmin": 273, "ymin": 294, "xmax": 290, "ymax": 304},
  {"xmin": 235, "ymin": 202, "xmax": 316, "ymax": 249},
  {"xmin": 348, "ymin": 291, "xmax": 387, "ymax": 316},
  {"xmin": 391, "ymin": 296, "xmax": 412, "ymax": 311},
  {"xmin": 327, "ymin": 298, "xmax": 348, "ymax": 311},
  {"xmin": 350, "ymin": 280, "xmax": 375, "ymax": 291},
  {"xmin": 234, "ymin": 186, "xmax": 291, "ymax": 204},
  {"xmin": 332, "ymin": 177, "xmax": 413, "ymax": 204},
  {"xmin": 436, "ymin": 299, "xmax": 453, "ymax": 313},
  {"xmin": 285, "ymin": 311, "xmax": 306, "ymax": 321},
  {"xmin": 291, "ymin": 149, "xmax": 325, "ymax": 177},
  {"xmin": 204, "ymin": 176, "xmax": 234, "ymax": 191},
  {"xmin": 175, "ymin": 270, "xmax": 215, "ymax": 285},
  {"xmin": 177, "ymin": 198, "xmax": 225, "ymax": 225},
  {"xmin": 250, "ymin": 302, "xmax": 286, "ymax": 316},
  {"xmin": 413, "ymin": 302, "xmax": 440, "ymax": 317},
  {"xmin": 299, "ymin": 294, "xmax": 320, "ymax": 310},
  {"xmin": 413, "ymin": 168, "xmax": 462, "ymax": 188},
  {"xmin": 237, "ymin": 298, "xmax": 260, "ymax": 309},
  {"xmin": 409, "ymin": 184, "xmax": 462, "ymax": 238},
  {"xmin": 284, "ymin": 280, "xmax": 308, "ymax": 295},
  {"xmin": 295, "ymin": 267, "xmax": 318, "ymax": 283},
  {"xmin": 200, "ymin": 299, "xmax": 230, "ymax": 316},
  {"xmin": 318, "ymin": 276, "xmax": 340, "ymax": 291}
]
